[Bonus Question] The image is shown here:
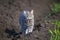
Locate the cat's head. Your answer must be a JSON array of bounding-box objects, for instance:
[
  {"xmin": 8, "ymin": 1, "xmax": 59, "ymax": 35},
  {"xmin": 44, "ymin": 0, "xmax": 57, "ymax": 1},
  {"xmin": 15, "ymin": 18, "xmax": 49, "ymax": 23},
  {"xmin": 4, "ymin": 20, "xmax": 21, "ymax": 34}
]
[{"xmin": 23, "ymin": 9, "xmax": 34, "ymax": 17}]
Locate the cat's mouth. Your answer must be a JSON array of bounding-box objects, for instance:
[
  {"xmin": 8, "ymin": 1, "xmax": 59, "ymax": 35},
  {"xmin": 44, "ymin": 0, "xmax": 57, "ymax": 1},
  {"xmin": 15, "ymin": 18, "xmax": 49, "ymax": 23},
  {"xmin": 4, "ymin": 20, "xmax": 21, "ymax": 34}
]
[{"xmin": 27, "ymin": 19, "xmax": 32, "ymax": 26}]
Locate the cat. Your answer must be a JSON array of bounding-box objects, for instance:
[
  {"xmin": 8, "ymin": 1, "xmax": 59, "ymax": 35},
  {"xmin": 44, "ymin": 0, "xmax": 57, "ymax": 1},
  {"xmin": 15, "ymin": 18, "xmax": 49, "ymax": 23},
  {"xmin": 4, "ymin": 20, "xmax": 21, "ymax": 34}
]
[
  {"xmin": 19, "ymin": 9, "xmax": 34, "ymax": 35},
  {"xmin": 24, "ymin": 9, "xmax": 34, "ymax": 34}
]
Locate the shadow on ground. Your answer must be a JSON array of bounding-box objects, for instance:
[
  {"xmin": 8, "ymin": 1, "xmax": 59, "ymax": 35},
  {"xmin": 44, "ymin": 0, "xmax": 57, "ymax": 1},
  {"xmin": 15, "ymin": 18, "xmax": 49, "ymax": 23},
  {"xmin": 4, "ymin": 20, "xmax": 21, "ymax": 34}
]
[{"xmin": 5, "ymin": 28, "xmax": 20, "ymax": 40}]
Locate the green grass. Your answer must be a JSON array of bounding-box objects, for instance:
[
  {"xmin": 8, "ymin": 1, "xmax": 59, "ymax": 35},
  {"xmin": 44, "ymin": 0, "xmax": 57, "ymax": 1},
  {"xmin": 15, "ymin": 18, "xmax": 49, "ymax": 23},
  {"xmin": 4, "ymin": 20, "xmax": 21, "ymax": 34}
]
[
  {"xmin": 49, "ymin": 20, "xmax": 60, "ymax": 40},
  {"xmin": 44, "ymin": 1, "xmax": 60, "ymax": 40},
  {"xmin": 51, "ymin": 3, "xmax": 60, "ymax": 13}
]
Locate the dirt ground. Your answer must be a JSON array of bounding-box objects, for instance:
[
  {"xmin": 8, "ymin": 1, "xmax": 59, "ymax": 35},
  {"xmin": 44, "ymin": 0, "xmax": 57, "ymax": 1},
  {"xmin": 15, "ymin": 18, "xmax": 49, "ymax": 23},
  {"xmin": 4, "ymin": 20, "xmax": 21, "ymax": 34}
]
[{"xmin": 0, "ymin": 0, "xmax": 59, "ymax": 40}]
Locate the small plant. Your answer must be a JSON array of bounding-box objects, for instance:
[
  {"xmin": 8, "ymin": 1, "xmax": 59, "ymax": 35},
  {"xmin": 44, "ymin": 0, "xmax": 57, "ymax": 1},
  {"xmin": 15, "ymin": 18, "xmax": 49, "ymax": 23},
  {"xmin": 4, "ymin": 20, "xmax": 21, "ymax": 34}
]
[
  {"xmin": 49, "ymin": 20, "xmax": 60, "ymax": 40},
  {"xmin": 51, "ymin": 3, "xmax": 60, "ymax": 13},
  {"xmin": 47, "ymin": 1, "xmax": 60, "ymax": 17}
]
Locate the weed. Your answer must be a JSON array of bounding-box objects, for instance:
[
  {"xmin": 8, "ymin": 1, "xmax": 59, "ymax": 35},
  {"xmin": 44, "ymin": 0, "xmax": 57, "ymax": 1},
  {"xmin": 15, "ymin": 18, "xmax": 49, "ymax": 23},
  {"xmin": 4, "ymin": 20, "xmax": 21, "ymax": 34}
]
[
  {"xmin": 49, "ymin": 20, "xmax": 60, "ymax": 40},
  {"xmin": 51, "ymin": 3, "xmax": 60, "ymax": 13}
]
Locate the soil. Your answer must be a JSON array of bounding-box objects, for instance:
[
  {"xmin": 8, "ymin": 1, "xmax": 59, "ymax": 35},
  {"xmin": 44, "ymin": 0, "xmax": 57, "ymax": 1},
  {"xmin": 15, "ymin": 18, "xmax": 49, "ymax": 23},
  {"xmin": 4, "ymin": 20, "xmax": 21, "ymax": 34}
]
[{"xmin": 0, "ymin": 0, "xmax": 60, "ymax": 40}]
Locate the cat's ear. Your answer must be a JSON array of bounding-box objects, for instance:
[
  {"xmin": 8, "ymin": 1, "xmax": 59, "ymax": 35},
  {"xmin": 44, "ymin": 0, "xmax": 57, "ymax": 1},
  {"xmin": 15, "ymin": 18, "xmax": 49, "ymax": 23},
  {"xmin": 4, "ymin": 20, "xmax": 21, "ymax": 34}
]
[
  {"xmin": 24, "ymin": 11, "xmax": 26, "ymax": 15},
  {"xmin": 31, "ymin": 10, "xmax": 33, "ymax": 14}
]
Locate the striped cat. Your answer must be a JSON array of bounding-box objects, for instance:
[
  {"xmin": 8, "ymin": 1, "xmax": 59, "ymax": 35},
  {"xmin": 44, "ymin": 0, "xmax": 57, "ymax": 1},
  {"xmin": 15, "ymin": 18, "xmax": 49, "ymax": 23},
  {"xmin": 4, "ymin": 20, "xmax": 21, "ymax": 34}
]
[{"xmin": 19, "ymin": 9, "xmax": 34, "ymax": 35}]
